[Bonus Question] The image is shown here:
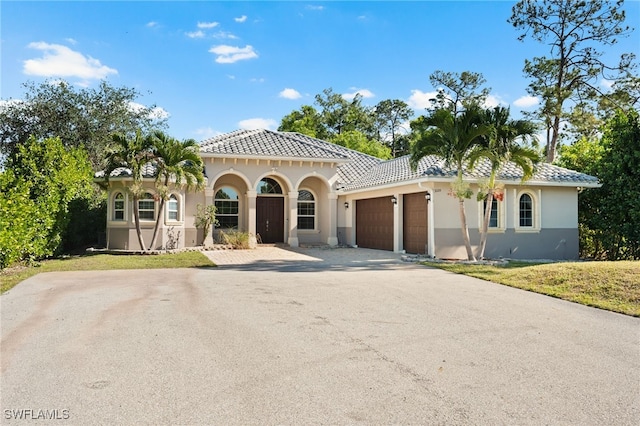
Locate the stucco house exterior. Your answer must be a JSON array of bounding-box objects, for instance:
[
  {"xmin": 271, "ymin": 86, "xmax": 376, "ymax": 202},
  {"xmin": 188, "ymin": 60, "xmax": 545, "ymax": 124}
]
[{"xmin": 97, "ymin": 129, "xmax": 600, "ymax": 259}]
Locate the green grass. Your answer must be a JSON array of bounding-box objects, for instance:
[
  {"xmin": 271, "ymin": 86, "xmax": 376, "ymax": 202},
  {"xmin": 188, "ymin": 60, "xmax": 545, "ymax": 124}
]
[
  {"xmin": 427, "ymin": 260, "xmax": 640, "ymax": 317},
  {"xmin": 0, "ymin": 251, "xmax": 216, "ymax": 294}
]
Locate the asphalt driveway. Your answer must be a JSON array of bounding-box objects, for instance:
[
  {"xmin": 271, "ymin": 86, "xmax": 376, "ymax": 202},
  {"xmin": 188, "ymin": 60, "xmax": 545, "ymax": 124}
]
[{"xmin": 1, "ymin": 247, "xmax": 638, "ymax": 425}]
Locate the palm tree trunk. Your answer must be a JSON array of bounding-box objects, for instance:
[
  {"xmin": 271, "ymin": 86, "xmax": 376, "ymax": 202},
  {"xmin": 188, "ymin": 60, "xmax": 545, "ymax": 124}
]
[
  {"xmin": 477, "ymin": 191, "xmax": 494, "ymax": 260},
  {"xmin": 148, "ymin": 176, "xmax": 170, "ymax": 250},
  {"xmin": 132, "ymin": 195, "xmax": 146, "ymax": 251},
  {"xmin": 458, "ymin": 197, "xmax": 476, "ymax": 261}
]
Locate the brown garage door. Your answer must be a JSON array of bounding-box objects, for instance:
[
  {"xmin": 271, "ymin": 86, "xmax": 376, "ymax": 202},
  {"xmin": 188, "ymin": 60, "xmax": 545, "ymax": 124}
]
[
  {"xmin": 403, "ymin": 192, "xmax": 428, "ymax": 254},
  {"xmin": 356, "ymin": 197, "xmax": 394, "ymax": 251}
]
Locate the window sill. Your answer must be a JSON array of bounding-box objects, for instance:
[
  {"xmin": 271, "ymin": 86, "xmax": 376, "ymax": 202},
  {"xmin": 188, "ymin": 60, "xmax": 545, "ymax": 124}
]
[
  {"xmin": 486, "ymin": 228, "xmax": 506, "ymax": 234},
  {"xmin": 165, "ymin": 220, "xmax": 184, "ymax": 226},
  {"xmin": 515, "ymin": 227, "xmax": 541, "ymax": 233},
  {"xmin": 298, "ymin": 229, "xmax": 319, "ymax": 234},
  {"xmin": 108, "ymin": 220, "xmax": 129, "ymax": 227}
]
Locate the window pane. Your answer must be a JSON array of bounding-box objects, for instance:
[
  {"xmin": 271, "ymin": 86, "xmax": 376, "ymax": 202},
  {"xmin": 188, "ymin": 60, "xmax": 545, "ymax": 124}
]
[
  {"xmin": 298, "ymin": 216, "xmax": 314, "ymax": 230},
  {"xmin": 215, "ymin": 188, "xmax": 238, "ymax": 200},
  {"xmin": 218, "ymin": 216, "xmax": 239, "ymax": 229},
  {"xmin": 298, "ymin": 190, "xmax": 314, "ymax": 201},
  {"xmin": 484, "ymin": 199, "xmax": 498, "ymax": 228},
  {"xmin": 215, "ymin": 200, "xmax": 239, "ymax": 215},
  {"xmin": 519, "ymin": 194, "xmax": 533, "ymax": 227},
  {"xmin": 257, "ymin": 178, "xmax": 282, "ymax": 194},
  {"xmin": 139, "ymin": 210, "xmax": 155, "ymax": 220},
  {"xmin": 298, "ymin": 202, "xmax": 315, "ymax": 216}
]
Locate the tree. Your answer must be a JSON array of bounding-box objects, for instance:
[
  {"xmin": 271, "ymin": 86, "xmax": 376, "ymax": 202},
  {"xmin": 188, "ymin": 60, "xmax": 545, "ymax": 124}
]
[
  {"xmin": 410, "ymin": 107, "xmax": 491, "ymax": 261},
  {"xmin": 146, "ymin": 131, "xmax": 205, "ymax": 250},
  {"xmin": 373, "ymin": 99, "xmax": 413, "ymax": 157},
  {"xmin": 428, "ymin": 70, "xmax": 490, "ymax": 115},
  {"xmin": 103, "ymin": 131, "xmax": 154, "ymax": 251},
  {"xmin": 469, "ymin": 107, "xmax": 540, "ymax": 259},
  {"xmin": 278, "ymin": 105, "xmax": 328, "ymax": 139},
  {"xmin": 195, "ymin": 204, "xmax": 219, "ymax": 246},
  {"xmin": 509, "ymin": 0, "xmax": 636, "ymax": 162},
  {"xmin": 314, "ymin": 88, "xmax": 375, "ymax": 138},
  {"xmin": 0, "ymin": 80, "xmax": 168, "ymax": 169},
  {"xmin": 332, "ymin": 130, "xmax": 392, "ymax": 159},
  {"xmin": 0, "ymin": 137, "xmax": 93, "ymax": 268}
]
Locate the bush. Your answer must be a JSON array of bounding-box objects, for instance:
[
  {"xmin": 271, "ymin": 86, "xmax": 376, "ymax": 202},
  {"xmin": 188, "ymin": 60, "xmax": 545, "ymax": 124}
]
[{"xmin": 217, "ymin": 230, "xmax": 251, "ymax": 249}]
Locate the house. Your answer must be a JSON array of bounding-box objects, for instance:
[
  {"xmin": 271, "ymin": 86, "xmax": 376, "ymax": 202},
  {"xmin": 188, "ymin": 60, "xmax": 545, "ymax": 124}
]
[{"xmin": 97, "ymin": 129, "xmax": 600, "ymax": 259}]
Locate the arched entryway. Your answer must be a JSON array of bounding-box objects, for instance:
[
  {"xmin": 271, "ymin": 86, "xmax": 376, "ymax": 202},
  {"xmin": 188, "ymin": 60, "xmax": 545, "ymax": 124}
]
[{"xmin": 256, "ymin": 177, "xmax": 285, "ymax": 243}]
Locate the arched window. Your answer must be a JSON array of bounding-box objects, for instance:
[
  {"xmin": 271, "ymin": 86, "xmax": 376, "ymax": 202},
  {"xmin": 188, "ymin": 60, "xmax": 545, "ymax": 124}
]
[
  {"xmin": 519, "ymin": 193, "xmax": 533, "ymax": 227},
  {"xmin": 484, "ymin": 198, "xmax": 499, "ymax": 228},
  {"xmin": 113, "ymin": 192, "xmax": 125, "ymax": 221},
  {"xmin": 297, "ymin": 190, "xmax": 315, "ymax": 230},
  {"xmin": 138, "ymin": 192, "xmax": 156, "ymax": 221},
  {"xmin": 215, "ymin": 187, "xmax": 239, "ymax": 229},
  {"xmin": 257, "ymin": 177, "xmax": 282, "ymax": 194},
  {"xmin": 167, "ymin": 194, "xmax": 179, "ymax": 221}
]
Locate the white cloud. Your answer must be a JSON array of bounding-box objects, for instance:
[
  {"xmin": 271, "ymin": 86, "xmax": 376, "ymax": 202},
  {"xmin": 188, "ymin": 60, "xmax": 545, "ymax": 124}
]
[
  {"xmin": 250, "ymin": 77, "xmax": 265, "ymax": 83},
  {"xmin": 235, "ymin": 15, "xmax": 247, "ymax": 23},
  {"xmin": 227, "ymin": 74, "xmax": 236, "ymax": 80},
  {"xmin": 128, "ymin": 102, "xmax": 170, "ymax": 120},
  {"xmin": 146, "ymin": 21, "xmax": 159, "ymax": 28},
  {"xmin": 279, "ymin": 88, "xmax": 302, "ymax": 99},
  {"xmin": 209, "ymin": 45, "xmax": 258, "ymax": 64},
  {"xmin": 198, "ymin": 21, "xmax": 219, "ymax": 29},
  {"xmin": 483, "ymin": 94, "xmax": 508, "ymax": 109},
  {"xmin": 213, "ymin": 31, "xmax": 238, "ymax": 40},
  {"xmin": 23, "ymin": 42, "xmax": 117, "ymax": 80},
  {"xmin": 342, "ymin": 88, "xmax": 375, "ymax": 100},
  {"xmin": 306, "ymin": 5, "xmax": 324, "ymax": 11},
  {"xmin": 186, "ymin": 30, "xmax": 205, "ymax": 39},
  {"xmin": 238, "ymin": 118, "xmax": 277, "ymax": 130},
  {"xmin": 407, "ymin": 89, "xmax": 438, "ymax": 110},
  {"xmin": 600, "ymin": 79, "xmax": 614, "ymax": 90},
  {"xmin": 0, "ymin": 99, "xmax": 25, "ymax": 112},
  {"xmin": 194, "ymin": 127, "xmax": 222, "ymax": 140},
  {"xmin": 65, "ymin": 38, "xmax": 77, "ymax": 45},
  {"xmin": 513, "ymin": 95, "xmax": 539, "ymax": 108}
]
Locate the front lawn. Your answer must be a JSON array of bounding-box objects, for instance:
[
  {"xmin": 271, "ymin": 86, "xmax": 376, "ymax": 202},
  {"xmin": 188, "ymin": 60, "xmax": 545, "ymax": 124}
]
[
  {"xmin": 427, "ymin": 261, "xmax": 640, "ymax": 317},
  {"xmin": 0, "ymin": 251, "xmax": 216, "ymax": 294}
]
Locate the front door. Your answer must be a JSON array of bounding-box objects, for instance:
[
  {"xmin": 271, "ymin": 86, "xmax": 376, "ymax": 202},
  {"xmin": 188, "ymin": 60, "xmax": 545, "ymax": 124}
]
[{"xmin": 256, "ymin": 197, "xmax": 284, "ymax": 243}]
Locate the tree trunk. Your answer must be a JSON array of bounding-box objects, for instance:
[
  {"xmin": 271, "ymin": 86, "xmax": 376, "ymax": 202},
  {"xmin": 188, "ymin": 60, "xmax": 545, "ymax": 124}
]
[
  {"xmin": 148, "ymin": 176, "xmax": 170, "ymax": 251},
  {"xmin": 546, "ymin": 116, "xmax": 560, "ymax": 163},
  {"xmin": 476, "ymin": 191, "xmax": 494, "ymax": 260},
  {"xmin": 132, "ymin": 195, "xmax": 146, "ymax": 251},
  {"xmin": 458, "ymin": 197, "xmax": 476, "ymax": 261}
]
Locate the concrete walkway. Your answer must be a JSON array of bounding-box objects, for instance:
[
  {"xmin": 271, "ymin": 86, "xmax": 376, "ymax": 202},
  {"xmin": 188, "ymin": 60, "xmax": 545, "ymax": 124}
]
[{"xmin": 1, "ymin": 247, "xmax": 638, "ymax": 425}]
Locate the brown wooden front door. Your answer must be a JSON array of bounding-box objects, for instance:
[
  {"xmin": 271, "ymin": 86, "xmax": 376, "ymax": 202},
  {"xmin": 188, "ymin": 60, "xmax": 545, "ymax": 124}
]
[
  {"xmin": 403, "ymin": 192, "xmax": 428, "ymax": 254},
  {"xmin": 256, "ymin": 197, "xmax": 284, "ymax": 243},
  {"xmin": 356, "ymin": 197, "xmax": 394, "ymax": 251}
]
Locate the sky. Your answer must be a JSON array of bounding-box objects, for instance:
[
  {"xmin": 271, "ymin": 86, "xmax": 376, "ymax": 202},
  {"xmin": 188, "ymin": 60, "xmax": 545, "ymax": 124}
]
[{"xmin": 2, "ymin": 1, "xmax": 639, "ymax": 142}]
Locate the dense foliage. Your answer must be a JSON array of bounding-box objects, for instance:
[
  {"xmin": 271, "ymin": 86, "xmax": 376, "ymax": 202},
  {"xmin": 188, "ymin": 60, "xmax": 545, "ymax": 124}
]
[
  {"xmin": 0, "ymin": 137, "xmax": 99, "ymax": 269},
  {"xmin": 558, "ymin": 109, "xmax": 640, "ymax": 259}
]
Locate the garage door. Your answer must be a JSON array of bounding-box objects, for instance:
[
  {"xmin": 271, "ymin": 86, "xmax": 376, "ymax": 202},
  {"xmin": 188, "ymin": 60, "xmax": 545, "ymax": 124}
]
[
  {"xmin": 403, "ymin": 192, "xmax": 428, "ymax": 254},
  {"xmin": 356, "ymin": 197, "xmax": 394, "ymax": 251}
]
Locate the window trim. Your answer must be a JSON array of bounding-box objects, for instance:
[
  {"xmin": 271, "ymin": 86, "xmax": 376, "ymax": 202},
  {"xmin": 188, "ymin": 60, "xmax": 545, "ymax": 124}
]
[
  {"xmin": 297, "ymin": 189, "xmax": 317, "ymax": 232},
  {"xmin": 138, "ymin": 192, "xmax": 157, "ymax": 222},
  {"xmin": 477, "ymin": 192, "xmax": 506, "ymax": 233},
  {"xmin": 112, "ymin": 191, "xmax": 127, "ymax": 222},
  {"xmin": 514, "ymin": 189, "xmax": 541, "ymax": 232},
  {"xmin": 165, "ymin": 193, "xmax": 182, "ymax": 224},
  {"xmin": 214, "ymin": 186, "xmax": 240, "ymax": 230}
]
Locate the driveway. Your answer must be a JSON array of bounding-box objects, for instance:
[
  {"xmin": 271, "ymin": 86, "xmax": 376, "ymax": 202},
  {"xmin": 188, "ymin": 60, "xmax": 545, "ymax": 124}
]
[{"xmin": 1, "ymin": 247, "xmax": 638, "ymax": 425}]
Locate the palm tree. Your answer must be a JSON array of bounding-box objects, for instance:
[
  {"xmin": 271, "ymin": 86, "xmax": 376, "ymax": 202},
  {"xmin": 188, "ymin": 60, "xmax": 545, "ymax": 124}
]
[
  {"xmin": 147, "ymin": 131, "xmax": 204, "ymax": 250},
  {"xmin": 410, "ymin": 107, "xmax": 490, "ymax": 261},
  {"xmin": 103, "ymin": 130, "xmax": 153, "ymax": 250},
  {"xmin": 469, "ymin": 107, "xmax": 540, "ymax": 259}
]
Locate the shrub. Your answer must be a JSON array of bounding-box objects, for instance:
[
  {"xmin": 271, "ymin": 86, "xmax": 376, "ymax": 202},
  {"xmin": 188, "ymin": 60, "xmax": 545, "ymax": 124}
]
[{"xmin": 218, "ymin": 230, "xmax": 251, "ymax": 249}]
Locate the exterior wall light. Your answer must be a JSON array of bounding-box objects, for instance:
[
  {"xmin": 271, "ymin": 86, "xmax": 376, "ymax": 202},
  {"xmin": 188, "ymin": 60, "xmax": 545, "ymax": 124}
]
[
  {"xmin": 344, "ymin": 202, "xmax": 349, "ymax": 209},
  {"xmin": 391, "ymin": 196, "xmax": 398, "ymax": 205},
  {"xmin": 425, "ymin": 193, "xmax": 431, "ymax": 202}
]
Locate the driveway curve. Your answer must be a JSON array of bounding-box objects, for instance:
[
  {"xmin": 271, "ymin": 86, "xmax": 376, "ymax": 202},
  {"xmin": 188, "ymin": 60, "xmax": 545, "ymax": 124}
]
[{"xmin": 1, "ymin": 247, "xmax": 638, "ymax": 425}]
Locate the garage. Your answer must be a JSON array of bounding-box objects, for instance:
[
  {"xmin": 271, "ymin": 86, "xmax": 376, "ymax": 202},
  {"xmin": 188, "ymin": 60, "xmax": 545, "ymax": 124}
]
[
  {"xmin": 356, "ymin": 197, "xmax": 394, "ymax": 251},
  {"xmin": 403, "ymin": 192, "xmax": 428, "ymax": 254}
]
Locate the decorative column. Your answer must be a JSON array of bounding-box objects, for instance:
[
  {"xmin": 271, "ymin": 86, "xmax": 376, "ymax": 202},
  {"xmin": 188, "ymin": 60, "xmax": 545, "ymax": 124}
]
[
  {"xmin": 287, "ymin": 191, "xmax": 299, "ymax": 247},
  {"xmin": 327, "ymin": 192, "xmax": 338, "ymax": 246},
  {"xmin": 247, "ymin": 190, "xmax": 257, "ymax": 248},
  {"xmin": 204, "ymin": 188, "xmax": 215, "ymax": 247}
]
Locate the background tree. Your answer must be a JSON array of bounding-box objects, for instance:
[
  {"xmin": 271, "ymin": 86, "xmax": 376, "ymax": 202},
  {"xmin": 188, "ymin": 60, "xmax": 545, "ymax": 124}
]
[
  {"xmin": 314, "ymin": 88, "xmax": 375, "ymax": 139},
  {"xmin": 428, "ymin": 70, "xmax": 490, "ymax": 115},
  {"xmin": 509, "ymin": 0, "xmax": 636, "ymax": 162},
  {"xmin": 0, "ymin": 80, "xmax": 168, "ymax": 169},
  {"xmin": 469, "ymin": 107, "xmax": 540, "ymax": 259},
  {"xmin": 332, "ymin": 130, "xmax": 391, "ymax": 159},
  {"xmin": 559, "ymin": 109, "xmax": 640, "ymax": 260},
  {"xmin": 0, "ymin": 137, "xmax": 94, "ymax": 268},
  {"xmin": 103, "ymin": 131, "xmax": 154, "ymax": 251},
  {"xmin": 410, "ymin": 107, "xmax": 491, "ymax": 261},
  {"xmin": 373, "ymin": 99, "xmax": 413, "ymax": 157},
  {"xmin": 146, "ymin": 131, "xmax": 205, "ymax": 250},
  {"xmin": 278, "ymin": 105, "xmax": 328, "ymax": 139}
]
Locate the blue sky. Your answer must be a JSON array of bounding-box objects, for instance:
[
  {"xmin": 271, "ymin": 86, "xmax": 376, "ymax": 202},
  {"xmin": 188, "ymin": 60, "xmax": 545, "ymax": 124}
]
[{"xmin": 2, "ymin": 1, "xmax": 639, "ymax": 141}]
